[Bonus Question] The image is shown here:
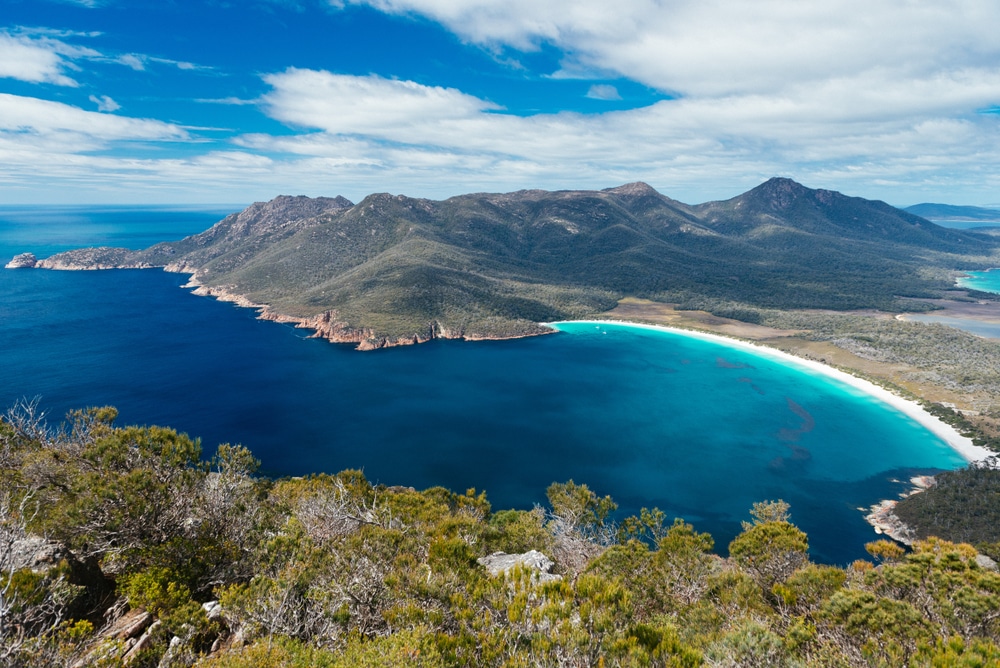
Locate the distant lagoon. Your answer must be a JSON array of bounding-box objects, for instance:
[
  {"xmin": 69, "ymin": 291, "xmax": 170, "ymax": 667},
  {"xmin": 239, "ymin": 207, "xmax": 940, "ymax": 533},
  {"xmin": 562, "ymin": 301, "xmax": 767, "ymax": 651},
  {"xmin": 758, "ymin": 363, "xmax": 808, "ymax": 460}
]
[
  {"xmin": 900, "ymin": 313, "xmax": 1000, "ymax": 339},
  {"xmin": 0, "ymin": 206, "xmax": 973, "ymax": 564}
]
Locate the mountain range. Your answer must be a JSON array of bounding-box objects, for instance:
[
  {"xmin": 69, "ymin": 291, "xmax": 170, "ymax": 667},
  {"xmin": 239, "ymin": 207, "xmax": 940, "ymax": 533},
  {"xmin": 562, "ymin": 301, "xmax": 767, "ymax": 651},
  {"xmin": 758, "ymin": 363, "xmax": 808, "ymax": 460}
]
[{"xmin": 32, "ymin": 178, "xmax": 1000, "ymax": 349}]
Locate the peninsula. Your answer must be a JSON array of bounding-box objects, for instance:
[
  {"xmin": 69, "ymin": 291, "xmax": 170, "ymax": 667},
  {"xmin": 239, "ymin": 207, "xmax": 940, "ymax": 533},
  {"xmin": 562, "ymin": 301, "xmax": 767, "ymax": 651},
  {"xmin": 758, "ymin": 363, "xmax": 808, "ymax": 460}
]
[{"xmin": 17, "ymin": 178, "xmax": 1000, "ymax": 438}]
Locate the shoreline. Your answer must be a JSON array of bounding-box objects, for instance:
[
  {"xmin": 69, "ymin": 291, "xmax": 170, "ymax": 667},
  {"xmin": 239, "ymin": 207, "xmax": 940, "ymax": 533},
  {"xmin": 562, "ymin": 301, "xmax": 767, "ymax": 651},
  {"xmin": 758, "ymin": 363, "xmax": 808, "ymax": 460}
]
[
  {"xmin": 547, "ymin": 319, "xmax": 994, "ymax": 464},
  {"xmin": 172, "ymin": 267, "xmax": 550, "ymax": 350},
  {"xmin": 13, "ymin": 259, "xmax": 997, "ymax": 460}
]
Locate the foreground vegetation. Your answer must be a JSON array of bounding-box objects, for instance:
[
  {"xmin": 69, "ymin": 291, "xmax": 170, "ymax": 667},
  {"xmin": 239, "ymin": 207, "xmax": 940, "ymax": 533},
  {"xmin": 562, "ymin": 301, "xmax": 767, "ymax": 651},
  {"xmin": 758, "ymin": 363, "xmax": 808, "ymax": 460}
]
[{"xmin": 4, "ymin": 404, "xmax": 1000, "ymax": 666}]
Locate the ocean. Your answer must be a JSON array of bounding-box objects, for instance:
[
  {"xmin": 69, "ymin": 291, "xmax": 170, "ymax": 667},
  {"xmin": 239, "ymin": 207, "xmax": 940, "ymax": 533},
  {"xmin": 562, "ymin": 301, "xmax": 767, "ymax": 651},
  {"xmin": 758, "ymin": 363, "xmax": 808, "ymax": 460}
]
[{"xmin": 0, "ymin": 206, "xmax": 968, "ymax": 564}]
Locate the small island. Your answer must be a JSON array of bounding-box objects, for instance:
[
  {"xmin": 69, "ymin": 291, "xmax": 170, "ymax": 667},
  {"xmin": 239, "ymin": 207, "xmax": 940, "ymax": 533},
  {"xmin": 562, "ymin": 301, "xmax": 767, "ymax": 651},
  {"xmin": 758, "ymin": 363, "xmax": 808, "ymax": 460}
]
[{"xmin": 5, "ymin": 252, "xmax": 38, "ymax": 269}]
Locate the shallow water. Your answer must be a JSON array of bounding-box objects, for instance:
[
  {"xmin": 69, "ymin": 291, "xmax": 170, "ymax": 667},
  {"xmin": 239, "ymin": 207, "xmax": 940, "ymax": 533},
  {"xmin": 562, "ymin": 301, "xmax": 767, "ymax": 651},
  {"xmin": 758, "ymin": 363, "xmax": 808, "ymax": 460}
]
[
  {"xmin": 0, "ymin": 207, "xmax": 969, "ymax": 564},
  {"xmin": 959, "ymin": 269, "xmax": 1000, "ymax": 296}
]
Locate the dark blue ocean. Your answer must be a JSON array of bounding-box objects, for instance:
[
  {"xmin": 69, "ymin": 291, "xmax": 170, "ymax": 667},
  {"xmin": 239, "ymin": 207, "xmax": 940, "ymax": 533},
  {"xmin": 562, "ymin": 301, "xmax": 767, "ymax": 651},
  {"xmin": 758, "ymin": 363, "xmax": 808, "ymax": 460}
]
[{"xmin": 0, "ymin": 206, "xmax": 968, "ymax": 564}]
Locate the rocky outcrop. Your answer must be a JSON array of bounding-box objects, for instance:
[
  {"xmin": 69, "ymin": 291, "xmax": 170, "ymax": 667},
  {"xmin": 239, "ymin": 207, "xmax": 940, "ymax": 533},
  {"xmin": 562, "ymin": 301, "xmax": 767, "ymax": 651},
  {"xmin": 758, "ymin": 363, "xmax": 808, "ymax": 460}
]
[
  {"xmin": 187, "ymin": 195, "xmax": 352, "ymax": 247},
  {"xmin": 865, "ymin": 499, "xmax": 915, "ymax": 545},
  {"xmin": 298, "ymin": 310, "xmax": 471, "ymax": 350},
  {"xmin": 977, "ymin": 554, "xmax": 999, "ymax": 571},
  {"xmin": 7, "ymin": 535, "xmax": 72, "ymax": 572},
  {"xmin": 70, "ymin": 606, "xmax": 155, "ymax": 668},
  {"xmin": 73, "ymin": 600, "xmax": 232, "ymax": 667},
  {"xmin": 478, "ymin": 550, "xmax": 561, "ymax": 583},
  {"xmin": 5, "ymin": 252, "xmax": 37, "ymax": 268},
  {"xmin": 972, "ymin": 455, "xmax": 1000, "ymax": 470},
  {"xmin": 864, "ymin": 475, "xmax": 937, "ymax": 545}
]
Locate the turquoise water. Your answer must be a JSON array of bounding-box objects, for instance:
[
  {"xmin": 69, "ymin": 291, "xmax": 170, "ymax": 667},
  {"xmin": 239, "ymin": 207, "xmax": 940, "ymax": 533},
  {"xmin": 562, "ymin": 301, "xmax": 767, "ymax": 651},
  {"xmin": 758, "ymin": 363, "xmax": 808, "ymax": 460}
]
[
  {"xmin": 959, "ymin": 269, "xmax": 1000, "ymax": 295},
  {"xmin": 0, "ymin": 207, "xmax": 970, "ymax": 564}
]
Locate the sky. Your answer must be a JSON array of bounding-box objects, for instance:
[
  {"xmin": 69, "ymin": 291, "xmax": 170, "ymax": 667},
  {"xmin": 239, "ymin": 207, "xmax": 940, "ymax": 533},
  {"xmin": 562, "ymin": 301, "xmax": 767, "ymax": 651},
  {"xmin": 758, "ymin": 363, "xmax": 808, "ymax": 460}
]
[{"xmin": 1, "ymin": 0, "xmax": 1000, "ymax": 206}]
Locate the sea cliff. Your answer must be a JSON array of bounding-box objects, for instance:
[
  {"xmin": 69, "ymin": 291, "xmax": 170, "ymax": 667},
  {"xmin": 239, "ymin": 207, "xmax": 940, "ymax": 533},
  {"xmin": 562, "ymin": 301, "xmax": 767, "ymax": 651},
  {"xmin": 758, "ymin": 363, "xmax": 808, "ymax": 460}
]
[{"xmin": 171, "ymin": 266, "xmax": 551, "ymax": 350}]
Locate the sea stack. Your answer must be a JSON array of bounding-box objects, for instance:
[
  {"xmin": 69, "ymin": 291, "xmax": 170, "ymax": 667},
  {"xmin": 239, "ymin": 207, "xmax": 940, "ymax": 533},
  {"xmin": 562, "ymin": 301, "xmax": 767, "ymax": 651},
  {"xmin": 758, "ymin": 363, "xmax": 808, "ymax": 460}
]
[{"xmin": 5, "ymin": 252, "xmax": 37, "ymax": 269}]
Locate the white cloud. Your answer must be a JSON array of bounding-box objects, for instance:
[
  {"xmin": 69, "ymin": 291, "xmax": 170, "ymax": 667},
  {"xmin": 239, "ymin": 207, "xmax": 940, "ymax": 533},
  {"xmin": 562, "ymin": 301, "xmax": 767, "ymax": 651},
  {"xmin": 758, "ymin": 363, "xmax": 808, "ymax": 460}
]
[
  {"xmin": 245, "ymin": 0, "xmax": 1000, "ymax": 204},
  {"xmin": 0, "ymin": 31, "xmax": 99, "ymax": 86},
  {"xmin": 243, "ymin": 65, "xmax": 1000, "ymax": 203},
  {"xmin": 261, "ymin": 68, "xmax": 500, "ymax": 134},
  {"xmin": 194, "ymin": 97, "xmax": 259, "ymax": 109},
  {"xmin": 0, "ymin": 29, "xmax": 209, "ymax": 91},
  {"xmin": 117, "ymin": 53, "xmax": 145, "ymax": 71},
  {"xmin": 3, "ymin": 63, "xmax": 999, "ymax": 205},
  {"xmin": 342, "ymin": 0, "xmax": 1000, "ymax": 99},
  {"xmin": 89, "ymin": 94, "xmax": 120, "ymax": 112},
  {"xmin": 4, "ymin": 3, "xmax": 1000, "ymax": 205},
  {"xmin": 0, "ymin": 93, "xmax": 187, "ymax": 143},
  {"xmin": 255, "ymin": 68, "xmax": 1000, "ymax": 166},
  {"xmin": 585, "ymin": 84, "xmax": 620, "ymax": 101}
]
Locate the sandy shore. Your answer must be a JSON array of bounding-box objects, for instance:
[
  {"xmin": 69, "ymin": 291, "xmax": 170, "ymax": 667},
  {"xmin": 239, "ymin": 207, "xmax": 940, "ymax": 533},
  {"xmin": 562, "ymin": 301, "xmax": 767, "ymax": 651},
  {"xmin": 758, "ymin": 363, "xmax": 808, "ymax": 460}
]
[{"xmin": 547, "ymin": 319, "xmax": 994, "ymax": 464}]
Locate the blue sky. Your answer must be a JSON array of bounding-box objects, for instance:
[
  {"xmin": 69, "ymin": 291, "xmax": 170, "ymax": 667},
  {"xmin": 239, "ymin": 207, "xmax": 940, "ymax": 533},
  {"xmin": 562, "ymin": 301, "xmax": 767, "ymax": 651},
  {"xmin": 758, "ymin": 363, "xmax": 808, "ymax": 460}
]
[{"xmin": 2, "ymin": 0, "xmax": 999, "ymax": 206}]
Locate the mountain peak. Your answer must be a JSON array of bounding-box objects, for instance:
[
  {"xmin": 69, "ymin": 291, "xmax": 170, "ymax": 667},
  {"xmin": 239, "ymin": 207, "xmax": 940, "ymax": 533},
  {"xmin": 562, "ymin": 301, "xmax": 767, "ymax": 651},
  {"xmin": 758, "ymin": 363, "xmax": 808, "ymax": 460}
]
[
  {"xmin": 741, "ymin": 177, "xmax": 816, "ymax": 210},
  {"xmin": 761, "ymin": 176, "xmax": 805, "ymax": 188},
  {"xmin": 603, "ymin": 182, "xmax": 661, "ymax": 197}
]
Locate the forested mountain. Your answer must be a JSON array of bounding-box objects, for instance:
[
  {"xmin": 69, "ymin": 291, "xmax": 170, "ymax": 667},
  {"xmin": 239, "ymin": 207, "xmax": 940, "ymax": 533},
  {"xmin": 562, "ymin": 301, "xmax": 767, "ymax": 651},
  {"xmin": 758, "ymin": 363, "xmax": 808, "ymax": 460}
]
[{"xmin": 35, "ymin": 178, "xmax": 1000, "ymax": 349}]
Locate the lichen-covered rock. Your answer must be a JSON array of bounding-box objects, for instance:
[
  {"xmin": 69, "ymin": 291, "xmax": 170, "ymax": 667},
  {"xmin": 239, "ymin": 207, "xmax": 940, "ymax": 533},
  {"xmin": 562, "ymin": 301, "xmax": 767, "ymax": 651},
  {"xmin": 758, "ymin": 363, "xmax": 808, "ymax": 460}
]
[
  {"xmin": 7, "ymin": 535, "xmax": 71, "ymax": 572},
  {"xmin": 478, "ymin": 550, "xmax": 561, "ymax": 582},
  {"xmin": 977, "ymin": 554, "xmax": 999, "ymax": 571}
]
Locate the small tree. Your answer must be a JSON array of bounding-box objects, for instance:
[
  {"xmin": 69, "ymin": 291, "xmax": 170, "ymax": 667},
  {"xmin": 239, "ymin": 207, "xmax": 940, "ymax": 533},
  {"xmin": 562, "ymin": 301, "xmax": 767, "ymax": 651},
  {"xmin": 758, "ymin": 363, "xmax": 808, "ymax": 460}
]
[
  {"xmin": 655, "ymin": 519, "xmax": 717, "ymax": 606},
  {"xmin": 741, "ymin": 499, "xmax": 791, "ymax": 530},
  {"xmin": 545, "ymin": 480, "xmax": 617, "ymax": 542},
  {"xmin": 729, "ymin": 503, "xmax": 808, "ymax": 592}
]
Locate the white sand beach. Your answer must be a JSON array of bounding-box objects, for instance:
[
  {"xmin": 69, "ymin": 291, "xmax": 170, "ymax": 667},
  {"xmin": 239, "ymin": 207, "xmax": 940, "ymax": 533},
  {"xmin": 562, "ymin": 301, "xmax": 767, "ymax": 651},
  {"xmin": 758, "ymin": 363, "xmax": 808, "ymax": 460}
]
[{"xmin": 547, "ymin": 319, "xmax": 995, "ymax": 464}]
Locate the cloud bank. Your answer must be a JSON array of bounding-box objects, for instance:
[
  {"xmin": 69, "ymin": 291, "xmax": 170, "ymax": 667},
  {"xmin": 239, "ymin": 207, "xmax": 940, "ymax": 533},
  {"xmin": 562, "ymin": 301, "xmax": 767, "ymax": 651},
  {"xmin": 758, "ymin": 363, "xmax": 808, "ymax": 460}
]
[{"xmin": 1, "ymin": 2, "xmax": 999, "ymax": 204}]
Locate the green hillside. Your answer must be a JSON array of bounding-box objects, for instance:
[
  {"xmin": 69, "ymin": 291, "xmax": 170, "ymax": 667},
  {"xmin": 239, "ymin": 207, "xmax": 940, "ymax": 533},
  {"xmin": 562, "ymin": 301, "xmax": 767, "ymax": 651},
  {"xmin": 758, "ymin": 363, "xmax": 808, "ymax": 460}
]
[{"xmin": 38, "ymin": 179, "xmax": 1000, "ymax": 348}]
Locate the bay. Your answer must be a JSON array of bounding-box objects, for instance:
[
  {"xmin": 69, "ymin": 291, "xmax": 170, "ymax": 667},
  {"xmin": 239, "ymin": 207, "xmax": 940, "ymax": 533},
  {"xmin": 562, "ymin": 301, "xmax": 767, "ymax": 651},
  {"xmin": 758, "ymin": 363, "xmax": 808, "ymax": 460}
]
[
  {"xmin": 0, "ymin": 206, "xmax": 969, "ymax": 565},
  {"xmin": 959, "ymin": 269, "xmax": 1000, "ymax": 296}
]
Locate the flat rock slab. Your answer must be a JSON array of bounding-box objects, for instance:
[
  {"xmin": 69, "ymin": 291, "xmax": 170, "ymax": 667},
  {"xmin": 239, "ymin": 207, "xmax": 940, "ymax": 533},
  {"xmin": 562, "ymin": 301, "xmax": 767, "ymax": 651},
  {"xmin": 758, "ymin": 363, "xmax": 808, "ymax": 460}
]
[{"xmin": 478, "ymin": 550, "xmax": 561, "ymax": 582}]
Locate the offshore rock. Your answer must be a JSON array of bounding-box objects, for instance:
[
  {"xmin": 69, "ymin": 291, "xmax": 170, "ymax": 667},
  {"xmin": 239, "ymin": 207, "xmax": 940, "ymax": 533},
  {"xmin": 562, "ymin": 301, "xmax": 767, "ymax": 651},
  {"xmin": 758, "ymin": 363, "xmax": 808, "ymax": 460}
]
[
  {"xmin": 478, "ymin": 550, "xmax": 561, "ymax": 582},
  {"xmin": 5, "ymin": 252, "xmax": 37, "ymax": 268}
]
